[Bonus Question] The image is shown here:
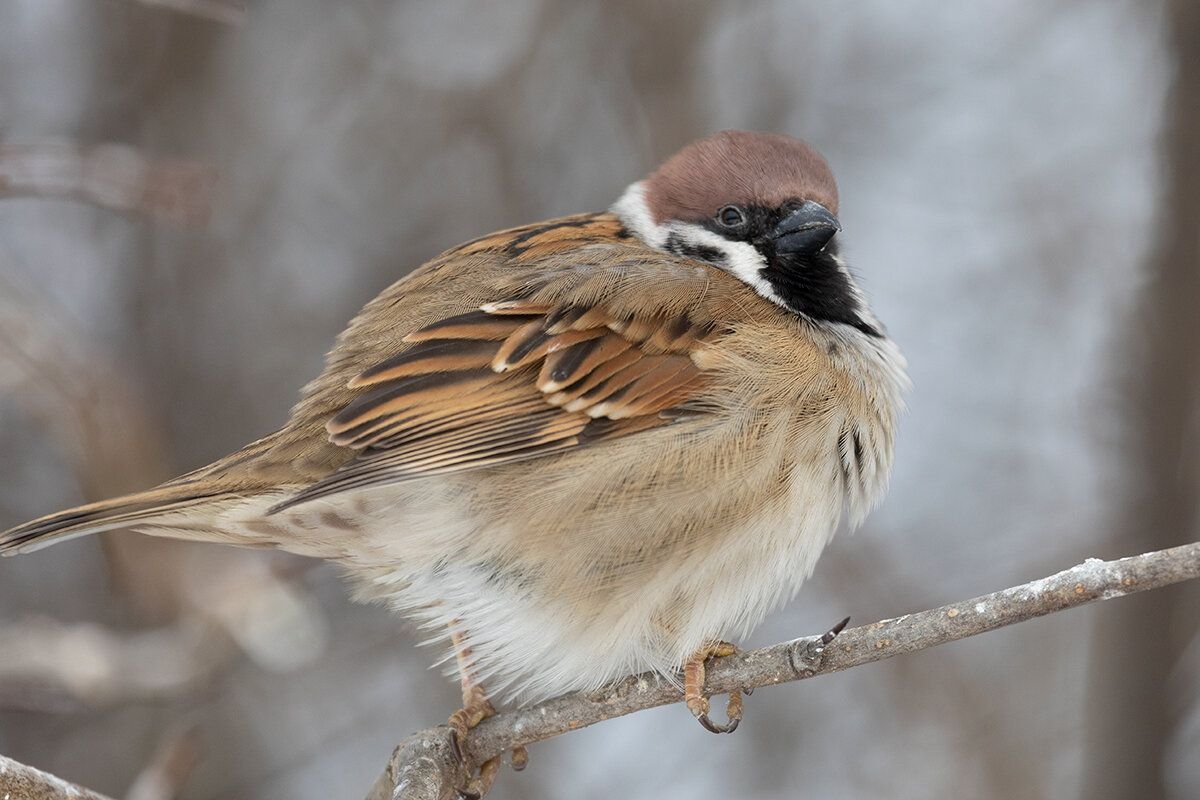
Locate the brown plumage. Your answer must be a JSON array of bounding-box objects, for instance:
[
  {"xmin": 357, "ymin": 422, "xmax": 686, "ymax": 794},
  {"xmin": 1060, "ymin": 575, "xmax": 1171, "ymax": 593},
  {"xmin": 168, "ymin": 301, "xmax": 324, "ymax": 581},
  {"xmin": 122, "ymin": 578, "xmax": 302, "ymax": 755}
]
[
  {"xmin": 644, "ymin": 129, "xmax": 839, "ymax": 223},
  {"xmin": 0, "ymin": 132, "xmax": 908, "ymax": 762}
]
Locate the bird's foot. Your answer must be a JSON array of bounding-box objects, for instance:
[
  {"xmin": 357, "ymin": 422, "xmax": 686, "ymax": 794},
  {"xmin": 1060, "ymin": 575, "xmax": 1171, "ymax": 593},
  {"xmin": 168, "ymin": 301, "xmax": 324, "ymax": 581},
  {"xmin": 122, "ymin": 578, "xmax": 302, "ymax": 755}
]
[
  {"xmin": 447, "ymin": 638, "xmax": 529, "ymax": 799},
  {"xmin": 683, "ymin": 640, "xmax": 744, "ymax": 734},
  {"xmin": 447, "ymin": 694, "xmax": 530, "ymax": 797},
  {"xmin": 447, "ymin": 684, "xmax": 501, "ymax": 799}
]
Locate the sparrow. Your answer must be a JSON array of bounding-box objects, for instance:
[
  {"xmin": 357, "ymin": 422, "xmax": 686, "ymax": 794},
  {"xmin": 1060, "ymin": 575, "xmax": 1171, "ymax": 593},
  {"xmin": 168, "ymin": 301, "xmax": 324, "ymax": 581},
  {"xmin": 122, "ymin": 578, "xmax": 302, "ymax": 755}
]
[{"xmin": 2, "ymin": 130, "xmax": 907, "ymax": 792}]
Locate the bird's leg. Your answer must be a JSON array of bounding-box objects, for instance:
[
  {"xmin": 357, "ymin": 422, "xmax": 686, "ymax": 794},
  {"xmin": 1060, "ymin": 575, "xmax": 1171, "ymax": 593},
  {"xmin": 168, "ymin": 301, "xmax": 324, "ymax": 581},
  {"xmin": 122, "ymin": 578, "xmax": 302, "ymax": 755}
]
[
  {"xmin": 446, "ymin": 627, "xmax": 527, "ymax": 799},
  {"xmin": 447, "ymin": 627, "xmax": 499, "ymax": 798},
  {"xmin": 683, "ymin": 640, "xmax": 743, "ymax": 734}
]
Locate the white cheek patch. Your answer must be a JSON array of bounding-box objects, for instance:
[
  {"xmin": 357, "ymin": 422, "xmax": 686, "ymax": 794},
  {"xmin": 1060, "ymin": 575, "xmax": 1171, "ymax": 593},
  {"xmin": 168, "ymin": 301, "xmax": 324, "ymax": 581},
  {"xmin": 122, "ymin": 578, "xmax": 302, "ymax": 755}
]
[
  {"xmin": 661, "ymin": 222, "xmax": 784, "ymax": 305},
  {"xmin": 610, "ymin": 182, "xmax": 664, "ymax": 247},
  {"xmin": 611, "ymin": 181, "xmax": 789, "ymax": 310}
]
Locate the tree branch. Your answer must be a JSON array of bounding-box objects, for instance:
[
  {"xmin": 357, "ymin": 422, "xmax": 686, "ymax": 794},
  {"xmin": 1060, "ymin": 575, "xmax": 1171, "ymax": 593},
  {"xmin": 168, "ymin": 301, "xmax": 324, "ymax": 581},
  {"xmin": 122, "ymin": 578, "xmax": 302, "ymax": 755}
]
[
  {"xmin": 0, "ymin": 141, "xmax": 216, "ymax": 227},
  {"xmin": 370, "ymin": 541, "xmax": 1200, "ymax": 800},
  {"xmin": 0, "ymin": 754, "xmax": 114, "ymax": 800},
  {"xmin": 0, "ymin": 725, "xmax": 199, "ymax": 800},
  {"xmin": 364, "ymin": 731, "xmax": 468, "ymax": 800},
  {"xmin": 0, "ymin": 617, "xmax": 231, "ymax": 710}
]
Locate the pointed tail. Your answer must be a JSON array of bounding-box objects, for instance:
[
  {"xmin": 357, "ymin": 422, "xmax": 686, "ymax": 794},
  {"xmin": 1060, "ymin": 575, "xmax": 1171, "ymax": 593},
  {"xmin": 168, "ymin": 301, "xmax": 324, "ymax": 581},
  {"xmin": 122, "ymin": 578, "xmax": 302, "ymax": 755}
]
[{"xmin": 0, "ymin": 485, "xmax": 230, "ymax": 556}]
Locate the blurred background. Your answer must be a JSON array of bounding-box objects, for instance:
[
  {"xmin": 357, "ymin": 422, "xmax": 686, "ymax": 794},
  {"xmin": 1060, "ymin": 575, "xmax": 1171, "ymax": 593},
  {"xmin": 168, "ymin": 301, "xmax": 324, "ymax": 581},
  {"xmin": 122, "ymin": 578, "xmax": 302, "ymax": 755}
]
[{"xmin": 1, "ymin": 1, "xmax": 1198, "ymax": 798}]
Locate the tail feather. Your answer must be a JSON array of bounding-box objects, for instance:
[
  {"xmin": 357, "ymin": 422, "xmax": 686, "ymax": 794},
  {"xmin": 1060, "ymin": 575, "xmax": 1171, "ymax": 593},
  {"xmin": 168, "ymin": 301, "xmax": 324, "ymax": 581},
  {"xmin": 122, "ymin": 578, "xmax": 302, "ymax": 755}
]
[{"xmin": 0, "ymin": 486, "xmax": 227, "ymax": 556}]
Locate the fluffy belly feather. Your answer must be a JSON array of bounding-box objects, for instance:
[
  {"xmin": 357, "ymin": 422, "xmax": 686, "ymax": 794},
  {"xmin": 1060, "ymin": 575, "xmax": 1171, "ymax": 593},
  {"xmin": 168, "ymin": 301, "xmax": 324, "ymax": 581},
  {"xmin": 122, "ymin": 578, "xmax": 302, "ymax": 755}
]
[
  {"xmin": 303, "ymin": 446, "xmax": 847, "ymax": 702},
  {"xmin": 214, "ymin": 400, "xmax": 878, "ymax": 703}
]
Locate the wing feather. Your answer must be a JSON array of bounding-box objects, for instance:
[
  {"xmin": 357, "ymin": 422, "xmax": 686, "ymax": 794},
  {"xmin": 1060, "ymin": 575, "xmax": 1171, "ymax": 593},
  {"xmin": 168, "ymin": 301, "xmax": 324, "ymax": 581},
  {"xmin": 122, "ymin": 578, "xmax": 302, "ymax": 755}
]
[
  {"xmin": 538, "ymin": 335, "xmax": 633, "ymax": 392},
  {"xmin": 270, "ymin": 297, "xmax": 720, "ymax": 512},
  {"xmin": 349, "ymin": 339, "xmax": 497, "ymax": 387}
]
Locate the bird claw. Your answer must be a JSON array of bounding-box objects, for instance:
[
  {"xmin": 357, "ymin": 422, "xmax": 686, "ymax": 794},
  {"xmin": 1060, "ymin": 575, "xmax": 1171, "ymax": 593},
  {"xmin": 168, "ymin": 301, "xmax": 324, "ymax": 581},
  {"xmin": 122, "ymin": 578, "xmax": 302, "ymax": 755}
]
[
  {"xmin": 684, "ymin": 641, "xmax": 745, "ymax": 735},
  {"xmin": 697, "ymin": 711, "xmax": 740, "ymax": 734},
  {"xmin": 454, "ymin": 755, "xmax": 499, "ymax": 800},
  {"xmin": 447, "ymin": 691, "xmax": 500, "ymax": 797}
]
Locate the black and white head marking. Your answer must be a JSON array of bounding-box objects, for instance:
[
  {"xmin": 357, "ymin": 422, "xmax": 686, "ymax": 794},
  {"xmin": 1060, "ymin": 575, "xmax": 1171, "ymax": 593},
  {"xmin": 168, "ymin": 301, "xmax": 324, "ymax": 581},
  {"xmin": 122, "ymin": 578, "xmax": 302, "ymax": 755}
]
[
  {"xmin": 612, "ymin": 182, "xmax": 777, "ymax": 299},
  {"xmin": 612, "ymin": 181, "xmax": 882, "ymax": 338}
]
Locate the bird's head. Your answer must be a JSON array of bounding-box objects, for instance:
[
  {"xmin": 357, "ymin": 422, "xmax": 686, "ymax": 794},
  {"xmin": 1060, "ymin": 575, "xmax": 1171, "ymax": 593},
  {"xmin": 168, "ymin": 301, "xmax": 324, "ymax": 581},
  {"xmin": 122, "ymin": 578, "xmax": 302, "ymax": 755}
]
[{"xmin": 612, "ymin": 130, "xmax": 878, "ymax": 337}]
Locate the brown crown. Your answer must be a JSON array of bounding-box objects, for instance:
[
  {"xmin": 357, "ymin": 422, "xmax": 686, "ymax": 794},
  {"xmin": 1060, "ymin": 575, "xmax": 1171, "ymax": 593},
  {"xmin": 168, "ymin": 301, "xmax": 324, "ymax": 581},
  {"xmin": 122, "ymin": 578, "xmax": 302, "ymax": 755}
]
[{"xmin": 643, "ymin": 130, "xmax": 838, "ymax": 225}]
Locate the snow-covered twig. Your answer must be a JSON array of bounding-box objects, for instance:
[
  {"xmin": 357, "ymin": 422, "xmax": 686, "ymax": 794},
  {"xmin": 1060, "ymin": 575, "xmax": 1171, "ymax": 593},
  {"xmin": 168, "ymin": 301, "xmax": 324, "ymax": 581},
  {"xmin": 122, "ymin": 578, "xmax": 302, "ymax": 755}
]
[
  {"xmin": 4, "ymin": 544, "xmax": 1196, "ymax": 800},
  {"xmin": 370, "ymin": 541, "xmax": 1200, "ymax": 800}
]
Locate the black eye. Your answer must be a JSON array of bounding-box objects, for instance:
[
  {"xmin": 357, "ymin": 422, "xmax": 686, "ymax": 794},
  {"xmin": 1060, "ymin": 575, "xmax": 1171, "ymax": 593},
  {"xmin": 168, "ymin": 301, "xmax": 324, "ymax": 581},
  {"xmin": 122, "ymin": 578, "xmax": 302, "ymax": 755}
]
[{"xmin": 717, "ymin": 205, "xmax": 746, "ymax": 228}]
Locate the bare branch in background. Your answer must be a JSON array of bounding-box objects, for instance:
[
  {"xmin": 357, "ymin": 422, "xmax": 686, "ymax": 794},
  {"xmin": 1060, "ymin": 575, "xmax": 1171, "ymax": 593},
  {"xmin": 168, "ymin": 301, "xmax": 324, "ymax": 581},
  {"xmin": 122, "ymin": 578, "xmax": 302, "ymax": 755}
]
[
  {"xmin": 0, "ymin": 754, "xmax": 114, "ymax": 800},
  {"xmin": 0, "ymin": 560, "xmax": 327, "ymax": 711},
  {"xmin": 0, "ymin": 278, "xmax": 170, "ymax": 505},
  {"xmin": 129, "ymin": 0, "xmax": 245, "ymax": 25},
  {"xmin": 369, "ymin": 542, "xmax": 1200, "ymax": 800},
  {"xmin": 124, "ymin": 724, "xmax": 202, "ymax": 800},
  {"xmin": 0, "ymin": 617, "xmax": 232, "ymax": 708},
  {"xmin": 0, "ymin": 141, "xmax": 216, "ymax": 227},
  {"xmin": 0, "ymin": 281, "xmax": 329, "ymax": 687}
]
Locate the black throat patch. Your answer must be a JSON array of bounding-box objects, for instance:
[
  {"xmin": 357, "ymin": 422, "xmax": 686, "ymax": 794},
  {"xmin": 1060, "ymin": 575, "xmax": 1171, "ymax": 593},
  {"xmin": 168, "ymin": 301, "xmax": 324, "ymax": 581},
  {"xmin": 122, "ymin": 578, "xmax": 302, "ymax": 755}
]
[
  {"xmin": 685, "ymin": 207, "xmax": 880, "ymax": 337},
  {"xmin": 759, "ymin": 241, "xmax": 880, "ymax": 338}
]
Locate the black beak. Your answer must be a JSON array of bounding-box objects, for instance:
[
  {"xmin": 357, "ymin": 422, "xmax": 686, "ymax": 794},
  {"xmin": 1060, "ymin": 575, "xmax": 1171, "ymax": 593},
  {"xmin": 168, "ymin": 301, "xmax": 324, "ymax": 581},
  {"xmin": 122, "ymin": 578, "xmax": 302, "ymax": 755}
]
[{"xmin": 772, "ymin": 201, "xmax": 840, "ymax": 254}]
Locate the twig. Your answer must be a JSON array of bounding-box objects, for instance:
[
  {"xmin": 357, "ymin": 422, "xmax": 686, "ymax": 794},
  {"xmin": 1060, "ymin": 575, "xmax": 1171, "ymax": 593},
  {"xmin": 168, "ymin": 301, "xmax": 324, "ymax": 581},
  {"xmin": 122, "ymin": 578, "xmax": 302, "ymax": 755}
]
[
  {"xmin": 364, "ymin": 732, "xmax": 467, "ymax": 800},
  {"xmin": 0, "ymin": 141, "xmax": 216, "ymax": 226},
  {"xmin": 370, "ymin": 541, "xmax": 1200, "ymax": 800},
  {"xmin": 0, "ymin": 754, "xmax": 114, "ymax": 800},
  {"xmin": 127, "ymin": 0, "xmax": 245, "ymax": 25}
]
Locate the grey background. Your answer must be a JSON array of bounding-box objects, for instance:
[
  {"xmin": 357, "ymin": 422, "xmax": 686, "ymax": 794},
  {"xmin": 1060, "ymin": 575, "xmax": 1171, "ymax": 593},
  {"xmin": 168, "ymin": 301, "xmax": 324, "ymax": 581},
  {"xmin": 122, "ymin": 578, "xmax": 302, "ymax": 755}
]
[{"xmin": 1, "ymin": 1, "xmax": 1197, "ymax": 798}]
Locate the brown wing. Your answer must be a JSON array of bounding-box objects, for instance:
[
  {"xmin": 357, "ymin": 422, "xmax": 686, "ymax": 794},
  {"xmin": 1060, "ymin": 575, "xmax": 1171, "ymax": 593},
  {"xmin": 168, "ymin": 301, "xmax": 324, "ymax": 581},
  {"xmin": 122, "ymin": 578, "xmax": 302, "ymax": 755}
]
[{"xmin": 269, "ymin": 299, "xmax": 719, "ymax": 510}]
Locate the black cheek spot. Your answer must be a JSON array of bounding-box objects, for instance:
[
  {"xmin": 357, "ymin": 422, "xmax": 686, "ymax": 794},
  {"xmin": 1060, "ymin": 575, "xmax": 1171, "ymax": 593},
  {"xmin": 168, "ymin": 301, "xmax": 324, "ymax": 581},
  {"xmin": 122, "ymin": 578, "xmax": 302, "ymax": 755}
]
[{"xmin": 665, "ymin": 233, "xmax": 728, "ymax": 267}]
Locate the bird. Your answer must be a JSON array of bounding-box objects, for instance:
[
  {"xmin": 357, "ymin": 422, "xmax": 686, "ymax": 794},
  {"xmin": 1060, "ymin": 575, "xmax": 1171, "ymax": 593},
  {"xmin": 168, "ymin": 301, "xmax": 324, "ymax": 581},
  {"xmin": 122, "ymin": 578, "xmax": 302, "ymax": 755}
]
[{"xmin": 1, "ymin": 130, "xmax": 907, "ymax": 794}]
